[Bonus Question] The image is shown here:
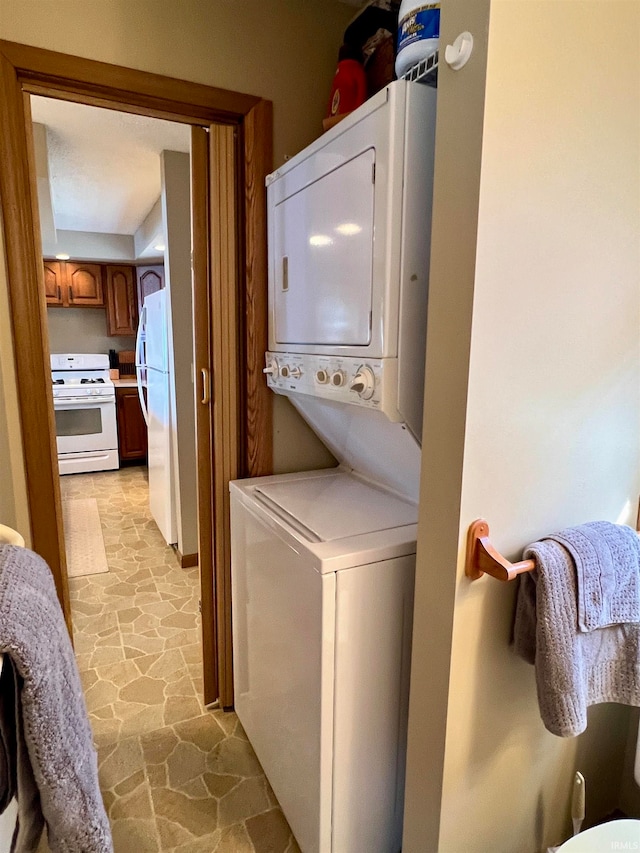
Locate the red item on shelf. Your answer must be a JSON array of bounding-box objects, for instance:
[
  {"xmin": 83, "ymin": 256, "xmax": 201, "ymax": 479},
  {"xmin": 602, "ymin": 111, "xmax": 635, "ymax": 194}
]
[{"xmin": 327, "ymin": 45, "xmax": 367, "ymax": 118}]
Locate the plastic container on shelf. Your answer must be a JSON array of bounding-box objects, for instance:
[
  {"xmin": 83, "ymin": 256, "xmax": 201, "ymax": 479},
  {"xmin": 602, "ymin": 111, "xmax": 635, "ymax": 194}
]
[
  {"xmin": 326, "ymin": 43, "xmax": 368, "ymax": 119},
  {"xmin": 395, "ymin": 1, "xmax": 440, "ymax": 78}
]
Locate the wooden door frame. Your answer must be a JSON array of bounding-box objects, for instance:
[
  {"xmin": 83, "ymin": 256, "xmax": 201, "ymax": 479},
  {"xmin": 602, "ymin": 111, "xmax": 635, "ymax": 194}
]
[{"xmin": 0, "ymin": 40, "xmax": 273, "ymax": 708}]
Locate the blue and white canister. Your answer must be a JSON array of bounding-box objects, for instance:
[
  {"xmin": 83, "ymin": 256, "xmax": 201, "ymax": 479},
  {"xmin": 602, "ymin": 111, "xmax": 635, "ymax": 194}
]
[{"xmin": 395, "ymin": 1, "xmax": 440, "ymax": 78}]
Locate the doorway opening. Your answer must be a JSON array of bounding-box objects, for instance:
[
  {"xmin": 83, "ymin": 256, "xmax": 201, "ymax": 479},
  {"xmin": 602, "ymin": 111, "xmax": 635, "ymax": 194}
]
[
  {"xmin": 0, "ymin": 39, "xmax": 273, "ymax": 712},
  {"xmin": 35, "ymin": 95, "xmax": 205, "ymax": 717}
]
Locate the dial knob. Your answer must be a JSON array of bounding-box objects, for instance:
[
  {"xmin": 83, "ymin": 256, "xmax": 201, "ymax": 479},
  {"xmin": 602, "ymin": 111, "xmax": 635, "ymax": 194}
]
[
  {"xmin": 289, "ymin": 366, "xmax": 302, "ymax": 379},
  {"xmin": 349, "ymin": 365, "xmax": 376, "ymax": 400},
  {"xmin": 280, "ymin": 364, "xmax": 291, "ymax": 378},
  {"xmin": 331, "ymin": 371, "xmax": 346, "ymax": 387},
  {"xmin": 315, "ymin": 369, "xmax": 329, "ymax": 384},
  {"xmin": 263, "ymin": 357, "xmax": 279, "ymax": 378}
]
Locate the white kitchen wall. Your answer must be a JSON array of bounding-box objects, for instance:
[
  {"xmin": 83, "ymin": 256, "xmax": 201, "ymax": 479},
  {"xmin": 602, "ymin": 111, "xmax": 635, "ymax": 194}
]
[
  {"xmin": 44, "ymin": 230, "xmax": 135, "ymax": 261},
  {"xmin": 47, "ymin": 307, "xmax": 134, "ymax": 355}
]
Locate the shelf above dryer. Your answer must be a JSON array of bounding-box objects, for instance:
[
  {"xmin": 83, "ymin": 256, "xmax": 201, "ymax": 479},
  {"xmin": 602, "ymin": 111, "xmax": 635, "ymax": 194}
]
[{"xmin": 401, "ymin": 50, "xmax": 439, "ymax": 87}]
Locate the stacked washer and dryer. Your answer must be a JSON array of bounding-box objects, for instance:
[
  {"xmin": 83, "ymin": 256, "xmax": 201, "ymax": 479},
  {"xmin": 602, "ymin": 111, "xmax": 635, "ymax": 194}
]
[{"xmin": 230, "ymin": 79, "xmax": 437, "ymax": 853}]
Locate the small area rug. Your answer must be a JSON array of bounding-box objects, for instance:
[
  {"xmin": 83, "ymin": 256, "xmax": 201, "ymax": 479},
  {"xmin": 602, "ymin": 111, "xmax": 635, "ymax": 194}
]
[{"xmin": 62, "ymin": 498, "xmax": 110, "ymax": 577}]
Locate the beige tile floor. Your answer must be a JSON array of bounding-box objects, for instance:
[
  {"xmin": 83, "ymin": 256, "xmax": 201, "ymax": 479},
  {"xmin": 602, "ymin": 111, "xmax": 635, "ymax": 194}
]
[{"xmin": 60, "ymin": 466, "xmax": 300, "ymax": 853}]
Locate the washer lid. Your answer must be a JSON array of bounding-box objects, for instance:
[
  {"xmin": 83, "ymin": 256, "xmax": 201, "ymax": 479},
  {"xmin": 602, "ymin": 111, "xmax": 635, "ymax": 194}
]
[{"xmin": 253, "ymin": 472, "xmax": 417, "ymax": 543}]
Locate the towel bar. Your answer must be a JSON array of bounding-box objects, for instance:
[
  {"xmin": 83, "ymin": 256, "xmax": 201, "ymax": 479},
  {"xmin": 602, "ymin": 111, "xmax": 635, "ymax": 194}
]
[{"xmin": 465, "ymin": 519, "xmax": 536, "ymax": 581}]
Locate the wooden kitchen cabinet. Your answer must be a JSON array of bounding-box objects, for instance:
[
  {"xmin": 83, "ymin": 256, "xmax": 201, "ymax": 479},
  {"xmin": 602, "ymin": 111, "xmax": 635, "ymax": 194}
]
[
  {"xmin": 136, "ymin": 264, "xmax": 164, "ymax": 314},
  {"xmin": 116, "ymin": 386, "xmax": 147, "ymax": 463},
  {"xmin": 105, "ymin": 265, "xmax": 138, "ymax": 336},
  {"xmin": 43, "ymin": 260, "xmax": 104, "ymax": 307},
  {"xmin": 43, "ymin": 260, "xmax": 65, "ymax": 305}
]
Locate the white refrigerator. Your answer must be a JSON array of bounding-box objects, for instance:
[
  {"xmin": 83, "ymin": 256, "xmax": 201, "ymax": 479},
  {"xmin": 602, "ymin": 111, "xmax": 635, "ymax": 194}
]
[{"xmin": 135, "ymin": 289, "xmax": 177, "ymax": 545}]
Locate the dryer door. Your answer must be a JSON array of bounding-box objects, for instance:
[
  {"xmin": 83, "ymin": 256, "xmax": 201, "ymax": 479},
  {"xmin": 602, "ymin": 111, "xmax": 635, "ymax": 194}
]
[{"xmin": 273, "ymin": 148, "xmax": 375, "ymax": 347}]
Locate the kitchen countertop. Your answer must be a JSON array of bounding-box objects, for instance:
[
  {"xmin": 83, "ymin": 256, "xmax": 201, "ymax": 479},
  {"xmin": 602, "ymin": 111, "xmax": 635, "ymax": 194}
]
[{"xmin": 112, "ymin": 377, "xmax": 138, "ymax": 388}]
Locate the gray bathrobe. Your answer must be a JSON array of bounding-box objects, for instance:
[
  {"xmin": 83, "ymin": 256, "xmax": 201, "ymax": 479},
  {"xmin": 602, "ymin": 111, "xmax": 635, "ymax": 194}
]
[{"xmin": 0, "ymin": 544, "xmax": 112, "ymax": 852}]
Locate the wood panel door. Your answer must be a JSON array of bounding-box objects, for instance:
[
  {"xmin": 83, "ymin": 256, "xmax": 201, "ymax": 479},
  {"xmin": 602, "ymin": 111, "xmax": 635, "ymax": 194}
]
[
  {"xmin": 106, "ymin": 265, "xmax": 138, "ymax": 335},
  {"xmin": 43, "ymin": 260, "xmax": 64, "ymax": 305},
  {"xmin": 65, "ymin": 262, "xmax": 104, "ymax": 306},
  {"xmin": 116, "ymin": 387, "xmax": 147, "ymax": 461},
  {"xmin": 137, "ymin": 265, "xmax": 164, "ymax": 314}
]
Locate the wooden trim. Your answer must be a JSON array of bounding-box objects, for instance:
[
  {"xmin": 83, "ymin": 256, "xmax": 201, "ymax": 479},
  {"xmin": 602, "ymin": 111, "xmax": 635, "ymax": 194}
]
[
  {"xmin": 242, "ymin": 100, "xmax": 273, "ymax": 477},
  {"xmin": 0, "ymin": 55, "xmax": 71, "ymax": 629},
  {"xmin": 178, "ymin": 552, "xmax": 199, "ymax": 569},
  {"xmin": 0, "ymin": 39, "xmax": 260, "ymax": 122},
  {"xmin": 209, "ymin": 123, "xmax": 241, "ymax": 709},
  {"xmin": 191, "ymin": 125, "xmax": 218, "ymax": 706}
]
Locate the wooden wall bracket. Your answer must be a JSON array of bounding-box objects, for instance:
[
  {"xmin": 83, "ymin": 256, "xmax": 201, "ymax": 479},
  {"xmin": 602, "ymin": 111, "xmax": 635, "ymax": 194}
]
[{"xmin": 465, "ymin": 518, "xmax": 536, "ymax": 582}]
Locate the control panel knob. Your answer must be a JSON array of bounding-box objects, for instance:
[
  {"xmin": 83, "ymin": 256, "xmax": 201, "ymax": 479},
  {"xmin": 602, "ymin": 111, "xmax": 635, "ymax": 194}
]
[
  {"xmin": 331, "ymin": 371, "xmax": 346, "ymax": 387},
  {"xmin": 349, "ymin": 365, "xmax": 376, "ymax": 400},
  {"xmin": 289, "ymin": 366, "xmax": 302, "ymax": 379},
  {"xmin": 315, "ymin": 369, "xmax": 329, "ymax": 384},
  {"xmin": 280, "ymin": 364, "xmax": 290, "ymax": 379},
  {"xmin": 263, "ymin": 357, "xmax": 279, "ymax": 378}
]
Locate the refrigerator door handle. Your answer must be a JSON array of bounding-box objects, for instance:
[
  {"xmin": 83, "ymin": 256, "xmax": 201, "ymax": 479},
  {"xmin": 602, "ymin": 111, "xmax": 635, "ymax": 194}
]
[{"xmin": 135, "ymin": 305, "xmax": 149, "ymax": 426}]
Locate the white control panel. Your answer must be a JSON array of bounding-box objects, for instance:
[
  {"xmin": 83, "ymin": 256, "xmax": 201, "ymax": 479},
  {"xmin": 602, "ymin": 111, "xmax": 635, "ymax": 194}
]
[{"xmin": 264, "ymin": 352, "xmax": 402, "ymax": 422}]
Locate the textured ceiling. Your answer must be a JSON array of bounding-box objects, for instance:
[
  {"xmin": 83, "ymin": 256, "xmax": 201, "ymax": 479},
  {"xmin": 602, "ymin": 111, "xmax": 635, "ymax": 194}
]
[{"xmin": 30, "ymin": 97, "xmax": 191, "ymax": 236}]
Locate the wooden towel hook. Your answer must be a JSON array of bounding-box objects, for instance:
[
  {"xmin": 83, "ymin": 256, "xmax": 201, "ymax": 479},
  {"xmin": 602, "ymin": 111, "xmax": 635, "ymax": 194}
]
[{"xmin": 465, "ymin": 519, "xmax": 536, "ymax": 582}]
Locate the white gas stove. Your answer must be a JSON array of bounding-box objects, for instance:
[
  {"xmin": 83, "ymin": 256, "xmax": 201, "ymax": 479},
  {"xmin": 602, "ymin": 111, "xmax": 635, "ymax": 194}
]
[{"xmin": 50, "ymin": 354, "xmax": 119, "ymax": 474}]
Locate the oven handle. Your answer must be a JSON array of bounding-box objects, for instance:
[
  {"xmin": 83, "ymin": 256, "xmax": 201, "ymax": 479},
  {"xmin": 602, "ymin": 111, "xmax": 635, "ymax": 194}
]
[
  {"xmin": 135, "ymin": 304, "xmax": 149, "ymax": 427},
  {"xmin": 54, "ymin": 396, "xmax": 115, "ymax": 408}
]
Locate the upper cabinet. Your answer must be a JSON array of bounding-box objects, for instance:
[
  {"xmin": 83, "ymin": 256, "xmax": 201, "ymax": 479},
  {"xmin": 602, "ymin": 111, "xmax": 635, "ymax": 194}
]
[
  {"xmin": 136, "ymin": 265, "xmax": 165, "ymax": 314},
  {"xmin": 43, "ymin": 260, "xmax": 65, "ymax": 306},
  {"xmin": 44, "ymin": 258, "xmax": 159, "ymax": 338},
  {"xmin": 66, "ymin": 262, "xmax": 105, "ymax": 306},
  {"xmin": 105, "ymin": 265, "xmax": 138, "ymax": 336},
  {"xmin": 44, "ymin": 260, "xmax": 104, "ymax": 307}
]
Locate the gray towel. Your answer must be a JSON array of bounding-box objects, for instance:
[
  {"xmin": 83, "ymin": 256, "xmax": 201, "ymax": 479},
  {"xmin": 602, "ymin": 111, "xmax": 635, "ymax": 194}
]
[
  {"xmin": 547, "ymin": 521, "xmax": 640, "ymax": 631},
  {"xmin": 513, "ymin": 533, "xmax": 640, "ymax": 737},
  {"xmin": 0, "ymin": 545, "xmax": 112, "ymax": 852}
]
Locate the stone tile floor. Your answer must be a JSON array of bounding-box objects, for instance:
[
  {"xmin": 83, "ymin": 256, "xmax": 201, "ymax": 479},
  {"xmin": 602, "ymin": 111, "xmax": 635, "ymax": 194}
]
[{"xmin": 60, "ymin": 466, "xmax": 300, "ymax": 853}]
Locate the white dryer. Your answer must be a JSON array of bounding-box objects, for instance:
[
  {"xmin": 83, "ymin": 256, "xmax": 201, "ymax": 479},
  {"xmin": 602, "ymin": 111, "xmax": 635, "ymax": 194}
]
[{"xmin": 230, "ymin": 468, "xmax": 416, "ymax": 853}]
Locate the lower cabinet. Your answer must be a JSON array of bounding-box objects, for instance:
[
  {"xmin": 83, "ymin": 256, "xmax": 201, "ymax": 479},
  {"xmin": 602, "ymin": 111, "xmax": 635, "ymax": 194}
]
[{"xmin": 116, "ymin": 386, "xmax": 147, "ymax": 463}]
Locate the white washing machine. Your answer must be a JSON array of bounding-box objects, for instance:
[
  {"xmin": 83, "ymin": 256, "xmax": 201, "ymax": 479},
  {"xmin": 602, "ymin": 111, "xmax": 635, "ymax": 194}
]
[{"xmin": 230, "ymin": 467, "xmax": 417, "ymax": 853}]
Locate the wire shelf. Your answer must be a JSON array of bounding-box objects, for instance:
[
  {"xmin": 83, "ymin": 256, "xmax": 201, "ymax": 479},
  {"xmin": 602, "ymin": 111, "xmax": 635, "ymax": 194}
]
[{"xmin": 400, "ymin": 50, "xmax": 438, "ymax": 87}]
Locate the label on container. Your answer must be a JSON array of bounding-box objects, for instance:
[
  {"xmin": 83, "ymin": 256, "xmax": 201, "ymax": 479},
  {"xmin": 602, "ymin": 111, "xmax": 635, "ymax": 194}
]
[{"xmin": 397, "ymin": 3, "xmax": 440, "ymax": 52}]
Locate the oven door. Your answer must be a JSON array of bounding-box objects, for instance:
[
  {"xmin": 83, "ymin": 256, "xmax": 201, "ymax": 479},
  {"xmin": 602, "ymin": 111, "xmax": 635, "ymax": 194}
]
[{"xmin": 53, "ymin": 396, "xmax": 118, "ymax": 455}]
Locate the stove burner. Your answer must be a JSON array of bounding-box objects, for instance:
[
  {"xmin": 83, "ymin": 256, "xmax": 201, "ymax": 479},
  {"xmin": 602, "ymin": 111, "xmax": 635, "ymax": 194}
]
[
  {"xmin": 80, "ymin": 378, "xmax": 105, "ymax": 384},
  {"xmin": 53, "ymin": 379, "xmax": 65, "ymax": 385}
]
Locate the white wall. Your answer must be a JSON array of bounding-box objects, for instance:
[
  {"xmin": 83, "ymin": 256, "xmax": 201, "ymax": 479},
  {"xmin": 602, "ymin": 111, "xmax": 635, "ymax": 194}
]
[
  {"xmin": 43, "ymin": 230, "xmax": 135, "ymax": 262},
  {"xmin": 161, "ymin": 150, "xmax": 198, "ymax": 558},
  {"xmin": 0, "ymin": 212, "xmax": 30, "ymax": 544},
  {"xmin": 47, "ymin": 307, "xmax": 134, "ymax": 354},
  {"xmin": 134, "ymin": 197, "xmax": 163, "ymax": 260},
  {"xmin": 405, "ymin": 2, "xmax": 640, "ymax": 851}
]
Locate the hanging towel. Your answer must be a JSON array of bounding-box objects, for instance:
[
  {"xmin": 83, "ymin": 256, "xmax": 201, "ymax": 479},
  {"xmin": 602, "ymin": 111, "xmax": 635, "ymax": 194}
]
[
  {"xmin": 547, "ymin": 521, "xmax": 640, "ymax": 631},
  {"xmin": 0, "ymin": 544, "xmax": 112, "ymax": 853},
  {"xmin": 513, "ymin": 527, "xmax": 640, "ymax": 737}
]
